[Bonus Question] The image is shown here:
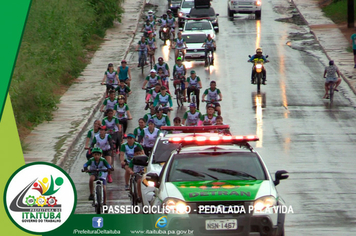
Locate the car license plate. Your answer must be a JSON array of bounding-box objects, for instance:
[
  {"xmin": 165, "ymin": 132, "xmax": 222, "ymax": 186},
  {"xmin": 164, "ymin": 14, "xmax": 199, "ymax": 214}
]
[
  {"xmin": 192, "ymin": 54, "xmax": 201, "ymax": 58},
  {"xmin": 205, "ymin": 219, "xmax": 238, "ymax": 230}
]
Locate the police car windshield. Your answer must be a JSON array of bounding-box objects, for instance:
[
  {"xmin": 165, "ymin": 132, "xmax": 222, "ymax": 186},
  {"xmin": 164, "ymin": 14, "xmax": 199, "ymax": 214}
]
[
  {"xmin": 167, "ymin": 152, "xmax": 267, "ymax": 182},
  {"xmin": 152, "ymin": 141, "xmax": 180, "ymax": 163}
]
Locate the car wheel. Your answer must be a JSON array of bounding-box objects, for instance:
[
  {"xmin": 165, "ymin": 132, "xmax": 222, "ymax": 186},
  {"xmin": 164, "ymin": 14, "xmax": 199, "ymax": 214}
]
[
  {"xmin": 255, "ymin": 10, "xmax": 261, "ymax": 19},
  {"xmin": 228, "ymin": 8, "xmax": 234, "ymax": 18}
]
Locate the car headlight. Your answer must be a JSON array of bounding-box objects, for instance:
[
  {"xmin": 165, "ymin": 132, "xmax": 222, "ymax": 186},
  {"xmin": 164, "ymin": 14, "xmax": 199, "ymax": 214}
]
[
  {"xmin": 253, "ymin": 196, "xmax": 277, "ymax": 213},
  {"xmin": 142, "ymin": 176, "xmax": 155, "ymax": 187},
  {"xmin": 178, "ymin": 12, "xmax": 184, "ymax": 17},
  {"xmin": 163, "ymin": 198, "xmax": 190, "ymax": 214},
  {"xmin": 255, "ymin": 0, "xmax": 261, "ymax": 6}
]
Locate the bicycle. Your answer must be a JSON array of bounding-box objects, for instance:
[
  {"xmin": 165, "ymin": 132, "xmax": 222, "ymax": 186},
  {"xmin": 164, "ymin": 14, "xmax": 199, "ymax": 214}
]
[
  {"xmin": 81, "ymin": 168, "xmax": 109, "ymax": 214},
  {"xmin": 138, "ymin": 49, "xmax": 147, "ymax": 74},
  {"xmin": 327, "ymin": 81, "xmax": 336, "ymax": 105},
  {"xmin": 171, "ymin": 77, "xmax": 185, "ymax": 107},
  {"xmin": 128, "ymin": 172, "xmax": 143, "ymax": 207}
]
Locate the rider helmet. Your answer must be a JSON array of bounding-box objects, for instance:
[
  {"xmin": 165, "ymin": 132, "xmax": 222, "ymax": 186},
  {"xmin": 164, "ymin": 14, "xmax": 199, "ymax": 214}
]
[
  {"xmin": 148, "ymin": 10, "xmax": 154, "ymax": 15},
  {"xmin": 207, "ymin": 103, "xmax": 215, "ymax": 109},
  {"xmin": 118, "ymin": 95, "xmax": 125, "ymax": 100},
  {"xmin": 91, "ymin": 147, "xmax": 103, "ymax": 154},
  {"xmin": 158, "ymin": 57, "xmax": 163, "ymax": 62},
  {"xmin": 176, "ymin": 57, "xmax": 182, "ymax": 61},
  {"xmin": 256, "ymin": 47, "xmax": 263, "ymax": 53}
]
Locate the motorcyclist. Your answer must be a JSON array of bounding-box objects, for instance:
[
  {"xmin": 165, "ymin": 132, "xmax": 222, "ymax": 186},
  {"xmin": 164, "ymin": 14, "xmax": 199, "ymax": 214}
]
[
  {"xmin": 172, "ymin": 32, "xmax": 187, "ymax": 62},
  {"xmin": 158, "ymin": 13, "xmax": 169, "ymax": 40},
  {"xmin": 248, "ymin": 47, "xmax": 269, "ymax": 85},
  {"xmin": 202, "ymin": 34, "xmax": 216, "ymax": 66},
  {"xmin": 166, "ymin": 9, "xmax": 176, "ymax": 39}
]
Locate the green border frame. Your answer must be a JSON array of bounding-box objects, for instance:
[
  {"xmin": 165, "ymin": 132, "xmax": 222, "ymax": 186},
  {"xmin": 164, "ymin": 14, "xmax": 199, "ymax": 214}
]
[{"xmin": 3, "ymin": 162, "xmax": 77, "ymax": 235}]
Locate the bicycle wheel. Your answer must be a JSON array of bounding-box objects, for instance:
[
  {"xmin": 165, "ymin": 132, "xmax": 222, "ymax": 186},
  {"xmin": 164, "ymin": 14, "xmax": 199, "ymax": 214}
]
[
  {"xmin": 176, "ymin": 89, "xmax": 182, "ymax": 107},
  {"xmin": 150, "ymin": 55, "xmax": 153, "ymax": 69},
  {"xmin": 140, "ymin": 55, "xmax": 145, "ymax": 74},
  {"xmin": 329, "ymin": 83, "xmax": 334, "ymax": 105},
  {"xmin": 95, "ymin": 185, "xmax": 102, "ymax": 214},
  {"xmin": 133, "ymin": 178, "xmax": 138, "ymax": 206},
  {"xmin": 129, "ymin": 177, "xmax": 136, "ymax": 206}
]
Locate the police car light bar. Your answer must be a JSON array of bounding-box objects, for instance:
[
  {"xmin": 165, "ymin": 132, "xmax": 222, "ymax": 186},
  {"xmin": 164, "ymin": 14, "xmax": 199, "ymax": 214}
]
[
  {"xmin": 168, "ymin": 135, "xmax": 259, "ymax": 143},
  {"xmin": 161, "ymin": 125, "xmax": 230, "ymax": 133}
]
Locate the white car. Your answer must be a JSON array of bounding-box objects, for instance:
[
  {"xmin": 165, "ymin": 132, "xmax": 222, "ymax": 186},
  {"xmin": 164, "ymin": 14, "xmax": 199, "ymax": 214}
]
[
  {"xmin": 228, "ymin": 0, "xmax": 262, "ymax": 19},
  {"xmin": 182, "ymin": 32, "xmax": 207, "ymax": 61},
  {"xmin": 183, "ymin": 19, "xmax": 215, "ymax": 38},
  {"xmin": 178, "ymin": 0, "xmax": 195, "ymax": 27},
  {"xmin": 147, "ymin": 134, "xmax": 289, "ymax": 235}
]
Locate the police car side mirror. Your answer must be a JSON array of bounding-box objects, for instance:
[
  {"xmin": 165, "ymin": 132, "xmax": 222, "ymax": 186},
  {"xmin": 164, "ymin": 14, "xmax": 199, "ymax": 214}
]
[
  {"xmin": 132, "ymin": 155, "xmax": 149, "ymax": 166},
  {"xmin": 146, "ymin": 173, "xmax": 160, "ymax": 188},
  {"xmin": 274, "ymin": 170, "xmax": 289, "ymax": 186}
]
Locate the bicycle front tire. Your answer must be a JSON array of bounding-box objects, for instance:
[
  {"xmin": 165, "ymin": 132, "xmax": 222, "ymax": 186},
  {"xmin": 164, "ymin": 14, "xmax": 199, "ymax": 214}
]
[{"xmin": 95, "ymin": 185, "xmax": 102, "ymax": 214}]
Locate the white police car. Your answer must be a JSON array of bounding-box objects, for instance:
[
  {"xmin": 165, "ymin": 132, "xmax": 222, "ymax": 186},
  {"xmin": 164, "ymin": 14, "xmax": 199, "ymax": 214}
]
[{"xmin": 146, "ymin": 135, "xmax": 289, "ymax": 236}]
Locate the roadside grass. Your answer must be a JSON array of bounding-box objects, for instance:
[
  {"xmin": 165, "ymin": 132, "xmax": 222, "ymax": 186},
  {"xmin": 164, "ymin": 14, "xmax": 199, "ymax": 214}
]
[
  {"xmin": 10, "ymin": 0, "xmax": 123, "ymax": 144},
  {"xmin": 322, "ymin": 0, "xmax": 356, "ymax": 24}
]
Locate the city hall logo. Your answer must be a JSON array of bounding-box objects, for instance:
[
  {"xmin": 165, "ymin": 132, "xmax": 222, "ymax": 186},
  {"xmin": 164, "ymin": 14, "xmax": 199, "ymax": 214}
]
[{"xmin": 4, "ymin": 162, "xmax": 77, "ymax": 233}]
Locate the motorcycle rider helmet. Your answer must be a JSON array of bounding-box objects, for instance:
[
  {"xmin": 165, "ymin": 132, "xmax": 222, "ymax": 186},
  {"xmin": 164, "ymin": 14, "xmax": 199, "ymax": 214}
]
[
  {"xmin": 91, "ymin": 147, "xmax": 103, "ymax": 154},
  {"xmin": 158, "ymin": 57, "xmax": 163, "ymax": 62},
  {"xmin": 256, "ymin": 47, "xmax": 263, "ymax": 53}
]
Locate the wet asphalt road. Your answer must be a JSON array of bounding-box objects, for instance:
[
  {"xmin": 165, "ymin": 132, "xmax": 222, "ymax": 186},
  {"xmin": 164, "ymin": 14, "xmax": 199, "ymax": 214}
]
[{"xmin": 68, "ymin": 0, "xmax": 356, "ymax": 235}]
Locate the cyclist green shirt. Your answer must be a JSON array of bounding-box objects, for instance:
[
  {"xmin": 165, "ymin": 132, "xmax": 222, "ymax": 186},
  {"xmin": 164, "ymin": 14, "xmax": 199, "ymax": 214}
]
[
  {"xmin": 183, "ymin": 110, "xmax": 202, "ymax": 126},
  {"xmin": 140, "ymin": 127, "xmax": 160, "ymax": 148},
  {"xmin": 102, "ymin": 117, "xmax": 120, "ymax": 134},
  {"xmin": 114, "ymin": 103, "xmax": 130, "ymax": 120},
  {"xmin": 115, "ymin": 84, "xmax": 131, "ymax": 95},
  {"xmin": 204, "ymin": 88, "xmax": 221, "ymax": 101},
  {"xmin": 91, "ymin": 134, "xmax": 113, "ymax": 151},
  {"xmin": 145, "ymin": 75, "xmax": 161, "ymax": 88},
  {"xmin": 102, "ymin": 98, "xmax": 118, "ymax": 110},
  {"xmin": 200, "ymin": 114, "xmax": 217, "ymax": 125},
  {"xmin": 152, "ymin": 114, "xmax": 171, "ymax": 128},
  {"xmin": 173, "ymin": 64, "xmax": 186, "ymax": 76},
  {"xmin": 143, "ymin": 112, "xmax": 154, "ymax": 122},
  {"xmin": 153, "ymin": 92, "xmax": 173, "ymax": 108},
  {"xmin": 138, "ymin": 39, "xmax": 148, "ymax": 52},
  {"xmin": 105, "ymin": 70, "xmax": 118, "ymax": 85},
  {"xmin": 120, "ymin": 141, "xmax": 143, "ymax": 163},
  {"xmin": 154, "ymin": 63, "xmax": 170, "ymax": 76},
  {"xmin": 83, "ymin": 157, "xmax": 112, "ymax": 178},
  {"xmin": 186, "ymin": 76, "xmax": 201, "ymax": 88},
  {"xmin": 174, "ymin": 37, "xmax": 185, "ymax": 49},
  {"xmin": 204, "ymin": 38, "xmax": 215, "ymax": 49},
  {"xmin": 134, "ymin": 126, "xmax": 146, "ymax": 139},
  {"xmin": 87, "ymin": 129, "xmax": 100, "ymax": 146}
]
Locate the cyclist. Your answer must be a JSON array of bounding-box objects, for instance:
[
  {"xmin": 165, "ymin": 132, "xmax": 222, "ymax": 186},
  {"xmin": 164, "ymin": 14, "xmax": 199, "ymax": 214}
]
[
  {"xmin": 91, "ymin": 126, "xmax": 115, "ymax": 183},
  {"xmin": 157, "ymin": 68, "xmax": 170, "ymax": 94},
  {"xmin": 214, "ymin": 116, "xmax": 231, "ymax": 135},
  {"xmin": 142, "ymin": 20, "xmax": 154, "ymax": 37},
  {"xmin": 172, "ymin": 72, "xmax": 186, "ymax": 102},
  {"xmin": 102, "ymin": 109, "xmax": 122, "ymax": 154},
  {"xmin": 146, "ymin": 32, "xmax": 157, "ymax": 65},
  {"xmin": 114, "ymin": 95, "xmax": 133, "ymax": 135},
  {"xmin": 100, "ymin": 90, "xmax": 117, "ymax": 116},
  {"xmin": 323, "ymin": 60, "xmax": 341, "ymax": 99},
  {"xmin": 202, "ymin": 80, "xmax": 222, "ymax": 115},
  {"xmin": 158, "ymin": 13, "xmax": 169, "ymax": 40},
  {"xmin": 172, "ymin": 32, "xmax": 187, "ymax": 62},
  {"xmin": 133, "ymin": 118, "xmax": 147, "ymax": 142},
  {"xmin": 84, "ymin": 120, "xmax": 101, "ymax": 160},
  {"xmin": 199, "ymin": 104, "xmax": 217, "ymax": 126},
  {"xmin": 167, "ymin": 9, "xmax": 176, "ymax": 39},
  {"xmin": 83, "ymin": 147, "xmax": 114, "ymax": 203},
  {"xmin": 101, "ymin": 63, "xmax": 119, "ymax": 97},
  {"xmin": 248, "ymin": 47, "xmax": 269, "ymax": 85},
  {"xmin": 152, "ymin": 106, "xmax": 171, "ymax": 129},
  {"xmin": 136, "ymin": 36, "xmax": 150, "ymax": 67},
  {"xmin": 146, "ymin": 10, "xmax": 156, "ymax": 21},
  {"xmin": 182, "ymin": 103, "xmax": 202, "ymax": 126},
  {"xmin": 140, "ymin": 119, "xmax": 160, "ymax": 155},
  {"xmin": 117, "ymin": 60, "xmax": 132, "ymax": 87},
  {"xmin": 153, "ymin": 86, "xmax": 173, "ymax": 116},
  {"xmin": 143, "ymin": 106, "xmax": 156, "ymax": 123},
  {"xmin": 173, "ymin": 57, "xmax": 187, "ymax": 77},
  {"xmin": 154, "ymin": 57, "xmax": 170, "ymax": 78},
  {"xmin": 202, "ymin": 34, "xmax": 216, "ymax": 66},
  {"xmin": 115, "ymin": 80, "xmax": 132, "ymax": 103},
  {"xmin": 186, "ymin": 70, "xmax": 202, "ymax": 110},
  {"xmin": 119, "ymin": 133, "xmax": 143, "ymax": 190},
  {"xmin": 145, "ymin": 83, "xmax": 161, "ymax": 109},
  {"xmin": 128, "ymin": 146, "xmax": 146, "ymax": 202},
  {"xmin": 142, "ymin": 69, "xmax": 162, "ymax": 92}
]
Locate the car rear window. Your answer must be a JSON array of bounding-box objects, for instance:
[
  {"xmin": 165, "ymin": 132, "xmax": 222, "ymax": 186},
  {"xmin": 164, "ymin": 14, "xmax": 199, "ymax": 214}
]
[
  {"xmin": 182, "ymin": 34, "xmax": 206, "ymax": 43},
  {"xmin": 189, "ymin": 8, "xmax": 216, "ymax": 17},
  {"xmin": 185, "ymin": 21, "xmax": 212, "ymax": 30},
  {"xmin": 167, "ymin": 152, "xmax": 267, "ymax": 182},
  {"xmin": 182, "ymin": 1, "xmax": 194, "ymax": 8},
  {"xmin": 152, "ymin": 141, "xmax": 180, "ymax": 163}
]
